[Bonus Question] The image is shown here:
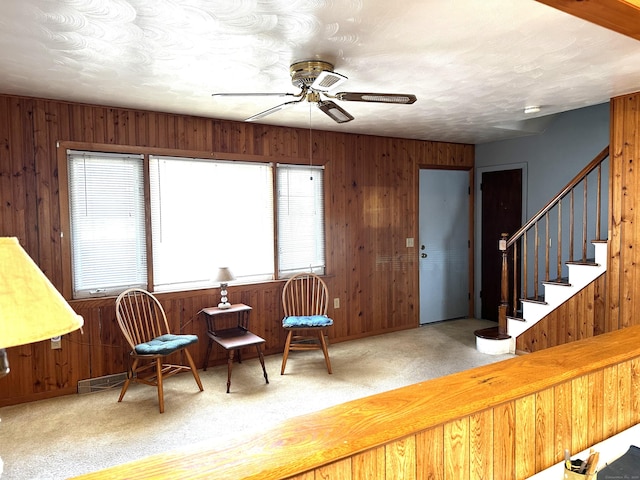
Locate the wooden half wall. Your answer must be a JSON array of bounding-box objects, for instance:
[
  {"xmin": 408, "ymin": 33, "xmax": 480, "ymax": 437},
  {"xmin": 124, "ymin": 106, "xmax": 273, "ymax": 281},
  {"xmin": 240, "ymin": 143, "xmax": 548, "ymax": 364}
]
[
  {"xmin": 0, "ymin": 94, "xmax": 473, "ymax": 406},
  {"xmin": 74, "ymin": 323, "xmax": 640, "ymax": 480}
]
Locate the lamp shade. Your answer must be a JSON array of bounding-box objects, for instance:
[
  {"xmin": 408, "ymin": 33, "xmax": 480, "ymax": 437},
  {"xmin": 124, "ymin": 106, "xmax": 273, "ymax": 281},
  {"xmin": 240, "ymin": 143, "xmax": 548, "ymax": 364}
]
[
  {"xmin": 213, "ymin": 267, "xmax": 235, "ymax": 284},
  {"xmin": 0, "ymin": 237, "xmax": 84, "ymax": 348}
]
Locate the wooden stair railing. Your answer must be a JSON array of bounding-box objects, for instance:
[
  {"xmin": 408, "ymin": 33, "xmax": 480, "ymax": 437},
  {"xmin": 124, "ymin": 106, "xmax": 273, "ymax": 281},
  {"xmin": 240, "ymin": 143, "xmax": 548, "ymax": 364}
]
[{"xmin": 497, "ymin": 146, "xmax": 610, "ymax": 336}]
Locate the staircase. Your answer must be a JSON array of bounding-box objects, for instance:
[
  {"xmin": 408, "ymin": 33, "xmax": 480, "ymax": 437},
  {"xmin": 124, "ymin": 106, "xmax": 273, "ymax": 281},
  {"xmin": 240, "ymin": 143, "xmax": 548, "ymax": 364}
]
[
  {"xmin": 476, "ymin": 146, "xmax": 610, "ymax": 354},
  {"xmin": 476, "ymin": 240, "xmax": 607, "ymax": 354}
]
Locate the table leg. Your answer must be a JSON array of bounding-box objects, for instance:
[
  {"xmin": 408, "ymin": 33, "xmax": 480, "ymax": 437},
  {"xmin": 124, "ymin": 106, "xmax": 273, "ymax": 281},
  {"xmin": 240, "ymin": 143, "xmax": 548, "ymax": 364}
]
[
  {"xmin": 203, "ymin": 338, "xmax": 213, "ymax": 371},
  {"xmin": 226, "ymin": 349, "xmax": 234, "ymax": 393},
  {"xmin": 256, "ymin": 345, "xmax": 269, "ymax": 385}
]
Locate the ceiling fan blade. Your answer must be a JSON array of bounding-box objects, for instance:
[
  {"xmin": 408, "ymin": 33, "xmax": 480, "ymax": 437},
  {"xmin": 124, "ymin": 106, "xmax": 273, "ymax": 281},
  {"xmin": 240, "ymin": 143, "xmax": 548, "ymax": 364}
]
[
  {"xmin": 245, "ymin": 98, "xmax": 304, "ymax": 122},
  {"xmin": 212, "ymin": 92, "xmax": 299, "ymax": 98},
  {"xmin": 317, "ymin": 100, "xmax": 354, "ymax": 124},
  {"xmin": 334, "ymin": 92, "xmax": 417, "ymax": 104}
]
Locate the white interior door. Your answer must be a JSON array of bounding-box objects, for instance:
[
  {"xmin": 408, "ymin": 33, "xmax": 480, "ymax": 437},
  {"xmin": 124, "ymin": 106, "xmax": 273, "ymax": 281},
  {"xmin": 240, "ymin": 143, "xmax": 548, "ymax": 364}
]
[{"xmin": 419, "ymin": 169, "xmax": 469, "ymax": 324}]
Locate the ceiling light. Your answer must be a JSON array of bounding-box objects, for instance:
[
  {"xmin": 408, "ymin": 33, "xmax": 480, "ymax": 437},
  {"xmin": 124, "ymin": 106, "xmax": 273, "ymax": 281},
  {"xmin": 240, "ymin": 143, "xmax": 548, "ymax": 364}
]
[
  {"xmin": 311, "ymin": 70, "xmax": 348, "ymax": 92},
  {"xmin": 524, "ymin": 105, "xmax": 541, "ymax": 114},
  {"xmin": 317, "ymin": 101, "xmax": 354, "ymax": 123}
]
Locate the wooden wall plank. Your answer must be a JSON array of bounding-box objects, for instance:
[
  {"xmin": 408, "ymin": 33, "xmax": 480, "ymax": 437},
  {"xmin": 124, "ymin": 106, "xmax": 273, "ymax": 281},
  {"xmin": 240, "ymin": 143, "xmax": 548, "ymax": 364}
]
[
  {"xmin": 416, "ymin": 426, "xmax": 444, "ymax": 480},
  {"xmin": 444, "ymin": 418, "xmax": 469, "ymax": 480},
  {"xmin": 515, "ymin": 394, "xmax": 536, "ymax": 479},
  {"xmin": 316, "ymin": 458, "xmax": 351, "ymax": 480},
  {"xmin": 385, "ymin": 437, "xmax": 416, "ymax": 480},
  {"xmin": 570, "ymin": 375, "xmax": 589, "ymax": 453},
  {"xmin": 534, "ymin": 389, "xmax": 554, "ymax": 471},
  {"xmin": 602, "ymin": 365, "xmax": 619, "ymax": 439},
  {"xmin": 631, "ymin": 358, "xmax": 640, "ymax": 426},
  {"xmin": 587, "ymin": 370, "xmax": 604, "ymax": 446},
  {"xmin": 469, "ymin": 410, "xmax": 493, "ymax": 479},
  {"xmin": 617, "ymin": 360, "xmax": 632, "ymax": 431},
  {"xmin": 493, "ymin": 402, "xmax": 515, "ymax": 478},
  {"xmin": 0, "ymin": 97, "xmax": 13, "ymax": 235},
  {"xmin": 352, "ymin": 446, "xmax": 384, "ymax": 480},
  {"xmin": 553, "ymin": 382, "xmax": 572, "ymax": 464}
]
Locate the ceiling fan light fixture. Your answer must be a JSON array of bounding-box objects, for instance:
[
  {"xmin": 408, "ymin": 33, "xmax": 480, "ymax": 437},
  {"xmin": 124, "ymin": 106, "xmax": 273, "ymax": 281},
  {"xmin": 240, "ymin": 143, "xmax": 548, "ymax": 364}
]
[
  {"xmin": 317, "ymin": 101, "xmax": 354, "ymax": 123},
  {"xmin": 311, "ymin": 70, "xmax": 348, "ymax": 92}
]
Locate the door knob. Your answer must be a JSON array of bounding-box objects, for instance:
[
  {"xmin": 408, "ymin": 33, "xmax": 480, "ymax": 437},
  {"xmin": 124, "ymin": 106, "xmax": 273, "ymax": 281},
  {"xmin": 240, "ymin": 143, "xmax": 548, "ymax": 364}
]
[{"xmin": 421, "ymin": 253, "xmax": 427, "ymax": 258}]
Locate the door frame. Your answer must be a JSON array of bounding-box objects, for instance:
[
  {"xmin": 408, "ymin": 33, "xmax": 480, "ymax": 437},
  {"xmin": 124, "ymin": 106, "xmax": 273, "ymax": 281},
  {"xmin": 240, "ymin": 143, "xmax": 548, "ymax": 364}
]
[
  {"xmin": 474, "ymin": 162, "xmax": 528, "ymax": 319},
  {"xmin": 417, "ymin": 165, "xmax": 475, "ymax": 324}
]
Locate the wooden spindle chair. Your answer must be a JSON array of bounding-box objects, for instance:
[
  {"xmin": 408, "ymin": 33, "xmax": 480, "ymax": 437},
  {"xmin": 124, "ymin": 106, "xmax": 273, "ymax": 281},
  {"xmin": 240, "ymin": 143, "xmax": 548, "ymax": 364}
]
[
  {"xmin": 281, "ymin": 272, "xmax": 333, "ymax": 374},
  {"xmin": 115, "ymin": 288, "xmax": 203, "ymax": 413}
]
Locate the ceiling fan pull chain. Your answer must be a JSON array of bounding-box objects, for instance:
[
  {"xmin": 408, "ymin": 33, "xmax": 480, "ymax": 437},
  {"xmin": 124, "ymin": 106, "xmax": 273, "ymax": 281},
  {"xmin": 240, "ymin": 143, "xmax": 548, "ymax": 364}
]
[{"xmin": 309, "ymin": 102, "xmax": 314, "ymax": 180}]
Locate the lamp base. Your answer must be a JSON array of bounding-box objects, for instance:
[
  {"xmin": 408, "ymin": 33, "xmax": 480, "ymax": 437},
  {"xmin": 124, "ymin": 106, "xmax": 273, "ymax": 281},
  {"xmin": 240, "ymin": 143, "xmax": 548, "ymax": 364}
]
[
  {"xmin": 218, "ymin": 302, "xmax": 231, "ymax": 309},
  {"xmin": 0, "ymin": 348, "xmax": 9, "ymax": 379}
]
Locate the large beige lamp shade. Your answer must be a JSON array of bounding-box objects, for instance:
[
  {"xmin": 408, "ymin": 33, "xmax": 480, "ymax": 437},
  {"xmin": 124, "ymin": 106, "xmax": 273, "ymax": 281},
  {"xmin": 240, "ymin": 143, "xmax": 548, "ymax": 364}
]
[{"xmin": 0, "ymin": 237, "xmax": 84, "ymax": 376}]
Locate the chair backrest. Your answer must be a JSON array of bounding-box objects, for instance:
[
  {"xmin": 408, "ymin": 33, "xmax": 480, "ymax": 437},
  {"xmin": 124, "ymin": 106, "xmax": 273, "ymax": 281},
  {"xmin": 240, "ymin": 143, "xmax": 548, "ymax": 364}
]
[
  {"xmin": 282, "ymin": 273, "xmax": 329, "ymax": 317},
  {"xmin": 115, "ymin": 288, "xmax": 171, "ymax": 350}
]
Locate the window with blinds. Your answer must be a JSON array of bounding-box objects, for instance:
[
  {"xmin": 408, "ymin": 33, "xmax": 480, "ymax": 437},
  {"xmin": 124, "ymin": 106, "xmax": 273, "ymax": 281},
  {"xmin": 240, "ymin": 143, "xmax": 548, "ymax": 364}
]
[
  {"xmin": 277, "ymin": 164, "xmax": 325, "ymax": 276},
  {"xmin": 65, "ymin": 150, "xmax": 325, "ymax": 298},
  {"xmin": 67, "ymin": 151, "xmax": 147, "ymax": 298},
  {"xmin": 149, "ymin": 156, "xmax": 274, "ymax": 291}
]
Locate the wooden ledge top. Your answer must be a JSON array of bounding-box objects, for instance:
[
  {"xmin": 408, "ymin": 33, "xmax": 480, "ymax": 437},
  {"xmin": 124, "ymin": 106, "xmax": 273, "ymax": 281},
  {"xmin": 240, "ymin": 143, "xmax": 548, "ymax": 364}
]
[{"xmin": 74, "ymin": 325, "xmax": 640, "ymax": 480}]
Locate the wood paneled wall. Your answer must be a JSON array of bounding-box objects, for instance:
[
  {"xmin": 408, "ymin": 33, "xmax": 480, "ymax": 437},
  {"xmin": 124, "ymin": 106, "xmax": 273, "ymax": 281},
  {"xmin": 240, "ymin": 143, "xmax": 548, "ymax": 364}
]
[
  {"xmin": 0, "ymin": 94, "xmax": 473, "ymax": 406},
  {"xmin": 74, "ymin": 323, "xmax": 640, "ymax": 480},
  {"xmin": 609, "ymin": 93, "xmax": 640, "ymax": 333}
]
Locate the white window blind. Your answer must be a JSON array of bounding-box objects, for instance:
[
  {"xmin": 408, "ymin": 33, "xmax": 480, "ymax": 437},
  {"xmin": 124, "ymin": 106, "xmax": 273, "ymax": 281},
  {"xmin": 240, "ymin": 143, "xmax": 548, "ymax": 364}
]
[
  {"xmin": 277, "ymin": 164, "xmax": 325, "ymax": 276},
  {"xmin": 67, "ymin": 150, "xmax": 147, "ymax": 298},
  {"xmin": 149, "ymin": 156, "xmax": 275, "ymax": 291}
]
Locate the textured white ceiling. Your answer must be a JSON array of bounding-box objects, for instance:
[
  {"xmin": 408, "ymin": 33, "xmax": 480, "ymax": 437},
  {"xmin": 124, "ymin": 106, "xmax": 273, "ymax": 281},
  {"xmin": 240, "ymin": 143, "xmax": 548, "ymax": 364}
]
[{"xmin": 1, "ymin": 0, "xmax": 639, "ymax": 144}]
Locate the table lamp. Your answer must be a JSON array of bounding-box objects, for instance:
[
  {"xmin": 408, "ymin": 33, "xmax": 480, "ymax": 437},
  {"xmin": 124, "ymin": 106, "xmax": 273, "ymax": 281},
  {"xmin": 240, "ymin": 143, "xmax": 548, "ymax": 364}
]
[
  {"xmin": 214, "ymin": 267, "xmax": 235, "ymax": 309},
  {"xmin": 0, "ymin": 237, "xmax": 84, "ymax": 379}
]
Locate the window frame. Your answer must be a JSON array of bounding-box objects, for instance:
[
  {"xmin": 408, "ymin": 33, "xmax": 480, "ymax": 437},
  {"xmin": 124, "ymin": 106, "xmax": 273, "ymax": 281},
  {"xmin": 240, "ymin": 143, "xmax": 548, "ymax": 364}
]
[{"xmin": 57, "ymin": 142, "xmax": 328, "ymax": 300}]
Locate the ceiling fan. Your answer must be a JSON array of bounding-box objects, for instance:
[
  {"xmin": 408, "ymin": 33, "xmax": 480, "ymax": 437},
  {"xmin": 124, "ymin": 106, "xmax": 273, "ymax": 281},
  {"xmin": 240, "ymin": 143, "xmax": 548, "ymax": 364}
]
[{"xmin": 212, "ymin": 60, "xmax": 417, "ymax": 124}]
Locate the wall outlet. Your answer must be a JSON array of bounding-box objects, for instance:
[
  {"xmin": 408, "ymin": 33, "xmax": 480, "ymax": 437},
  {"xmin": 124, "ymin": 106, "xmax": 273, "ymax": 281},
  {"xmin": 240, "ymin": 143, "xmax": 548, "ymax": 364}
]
[
  {"xmin": 334, "ymin": 298, "xmax": 340, "ymax": 309},
  {"xmin": 406, "ymin": 237, "xmax": 414, "ymax": 247},
  {"xmin": 51, "ymin": 336, "xmax": 62, "ymax": 349}
]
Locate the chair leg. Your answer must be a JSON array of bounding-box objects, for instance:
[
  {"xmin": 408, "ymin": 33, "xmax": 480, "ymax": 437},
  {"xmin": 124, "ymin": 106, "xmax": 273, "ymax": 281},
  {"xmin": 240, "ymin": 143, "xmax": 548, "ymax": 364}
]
[
  {"xmin": 184, "ymin": 350, "xmax": 204, "ymax": 392},
  {"xmin": 281, "ymin": 330, "xmax": 293, "ymax": 375},
  {"xmin": 318, "ymin": 331, "xmax": 332, "ymax": 374},
  {"xmin": 156, "ymin": 358, "xmax": 165, "ymax": 414},
  {"xmin": 118, "ymin": 357, "xmax": 138, "ymax": 403}
]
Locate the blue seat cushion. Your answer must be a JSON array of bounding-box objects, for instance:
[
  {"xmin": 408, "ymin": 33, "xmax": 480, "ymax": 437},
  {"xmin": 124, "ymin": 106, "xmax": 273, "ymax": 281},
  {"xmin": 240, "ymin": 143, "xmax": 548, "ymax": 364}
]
[
  {"xmin": 134, "ymin": 334, "xmax": 198, "ymax": 355},
  {"xmin": 283, "ymin": 315, "xmax": 333, "ymax": 328}
]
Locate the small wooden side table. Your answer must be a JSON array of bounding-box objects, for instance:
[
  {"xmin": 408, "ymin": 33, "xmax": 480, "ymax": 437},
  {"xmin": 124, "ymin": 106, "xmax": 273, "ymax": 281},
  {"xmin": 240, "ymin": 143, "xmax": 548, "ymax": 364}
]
[{"xmin": 200, "ymin": 303, "xmax": 269, "ymax": 393}]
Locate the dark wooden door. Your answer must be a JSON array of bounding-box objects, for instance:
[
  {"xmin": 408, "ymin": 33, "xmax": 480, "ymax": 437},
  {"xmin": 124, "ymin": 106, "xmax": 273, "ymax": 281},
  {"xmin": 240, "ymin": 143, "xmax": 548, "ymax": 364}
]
[{"xmin": 481, "ymin": 169, "xmax": 522, "ymax": 321}]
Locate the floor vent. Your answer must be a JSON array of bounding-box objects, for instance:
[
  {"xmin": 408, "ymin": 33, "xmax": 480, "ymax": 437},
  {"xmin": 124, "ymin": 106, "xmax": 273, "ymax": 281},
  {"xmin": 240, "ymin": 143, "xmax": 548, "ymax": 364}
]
[{"xmin": 77, "ymin": 372, "xmax": 129, "ymax": 394}]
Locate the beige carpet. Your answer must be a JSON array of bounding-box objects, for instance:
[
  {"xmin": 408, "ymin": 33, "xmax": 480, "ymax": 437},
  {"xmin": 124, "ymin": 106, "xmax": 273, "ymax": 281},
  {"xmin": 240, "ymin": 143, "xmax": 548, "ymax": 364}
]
[{"xmin": 0, "ymin": 318, "xmax": 514, "ymax": 479}]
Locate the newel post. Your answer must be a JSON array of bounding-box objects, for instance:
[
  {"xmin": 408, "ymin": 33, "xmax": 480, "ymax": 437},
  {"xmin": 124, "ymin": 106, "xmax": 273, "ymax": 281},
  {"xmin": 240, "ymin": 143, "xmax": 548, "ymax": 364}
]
[{"xmin": 498, "ymin": 233, "xmax": 509, "ymax": 336}]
